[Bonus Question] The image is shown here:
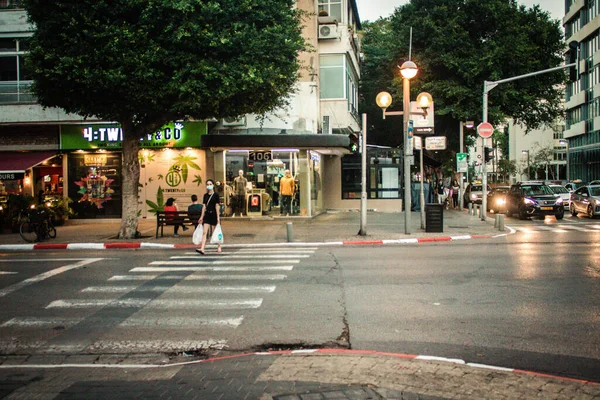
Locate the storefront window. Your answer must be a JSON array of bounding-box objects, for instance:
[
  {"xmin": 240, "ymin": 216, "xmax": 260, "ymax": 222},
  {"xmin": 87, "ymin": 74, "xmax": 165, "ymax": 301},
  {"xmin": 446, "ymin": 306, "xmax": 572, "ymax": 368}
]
[
  {"xmin": 68, "ymin": 152, "xmax": 122, "ymax": 218},
  {"xmin": 310, "ymin": 151, "xmax": 323, "ymax": 213},
  {"xmin": 341, "ymin": 151, "xmax": 403, "ymax": 199}
]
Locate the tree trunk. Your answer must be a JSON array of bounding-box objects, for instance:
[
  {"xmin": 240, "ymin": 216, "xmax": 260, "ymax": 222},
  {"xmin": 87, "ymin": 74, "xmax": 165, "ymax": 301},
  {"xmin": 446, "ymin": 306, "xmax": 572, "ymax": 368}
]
[{"xmin": 119, "ymin": 122, "xmax": 141, "ymax": 239}]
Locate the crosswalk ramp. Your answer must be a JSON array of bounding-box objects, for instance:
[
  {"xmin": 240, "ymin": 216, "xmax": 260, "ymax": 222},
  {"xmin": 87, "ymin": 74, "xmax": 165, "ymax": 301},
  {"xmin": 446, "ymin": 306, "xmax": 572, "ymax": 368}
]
[
  {"xmin": 0, "ymin": 247, "xmax": 317, "ymax": 354},
  {"xmin": 511, "ymin": 224, "xmax": 600, "ymax": 233}
]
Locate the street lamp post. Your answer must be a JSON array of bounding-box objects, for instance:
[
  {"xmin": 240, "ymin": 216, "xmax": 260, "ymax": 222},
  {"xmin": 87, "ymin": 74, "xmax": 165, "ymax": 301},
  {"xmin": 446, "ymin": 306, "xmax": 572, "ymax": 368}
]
[
  {"xmin": 522, "ymin": 150, "xmax": 530, "ymax": 180},
  {"xmin": 459, "ymin": 121, "xmax": 474, "ymax": 211},
  {"xmin": 376, "ymin": 60, "xmax": 418, "ymax": 234},
  {"xmin": 559, "ymin": 139, "xmax": 569, "ymax": 182}
]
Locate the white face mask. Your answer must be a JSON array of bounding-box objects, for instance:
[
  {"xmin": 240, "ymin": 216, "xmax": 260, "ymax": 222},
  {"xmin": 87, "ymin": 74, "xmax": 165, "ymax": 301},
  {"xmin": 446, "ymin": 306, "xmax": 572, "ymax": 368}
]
[{"xmin": 207, "ymin": 185, "xmax": 214, "ymax": 190}]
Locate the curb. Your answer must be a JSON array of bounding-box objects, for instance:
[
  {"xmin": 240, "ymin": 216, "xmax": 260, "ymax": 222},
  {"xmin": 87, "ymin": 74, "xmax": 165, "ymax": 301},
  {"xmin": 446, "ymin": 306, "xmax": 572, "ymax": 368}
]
[
  {"xmin": 1, "ymin": 348, "xmax": 598, "ymax": 386},
  {"xmin": 0, "ymin": 235, "xmax": 495, "ymax": 251}
]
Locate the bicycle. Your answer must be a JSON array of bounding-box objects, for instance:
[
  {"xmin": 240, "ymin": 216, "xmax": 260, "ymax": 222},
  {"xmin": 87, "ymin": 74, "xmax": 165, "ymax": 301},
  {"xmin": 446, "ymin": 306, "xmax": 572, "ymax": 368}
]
[{"xmin": 19, "ymin": 208, "xmax": 56, "ymax": 243}]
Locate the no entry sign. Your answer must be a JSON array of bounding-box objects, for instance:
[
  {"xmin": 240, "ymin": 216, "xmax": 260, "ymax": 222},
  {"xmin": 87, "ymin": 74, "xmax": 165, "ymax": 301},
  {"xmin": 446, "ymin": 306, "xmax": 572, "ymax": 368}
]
[{"xmin": 477, "ymin": 122, "xmax": 494, "ymax": 138}]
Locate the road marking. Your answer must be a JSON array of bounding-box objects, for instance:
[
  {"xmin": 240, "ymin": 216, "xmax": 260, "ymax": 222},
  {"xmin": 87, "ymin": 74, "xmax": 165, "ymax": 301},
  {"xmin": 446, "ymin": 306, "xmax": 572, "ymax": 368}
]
[
  {"xmin": 120, "ymin": 316, "xmax": 243, "ymax": 328},
  {"xmin": 182, "ymin": 249, "xmax": 317, "ymax": 254},
  {"xmin": 0, "ymin": 258, "xmax": 90, "ymax": 262},
  {"xmin": 109, "ymin": 274, "xmax": 288, "ymax": 281},
  {"xmin": 150, "ymin": 260, "xmax": 300, "ymax": 265},
  {"xmin": 82, "ymin": 285, "xmax": 276, "ymax": 293},
  {"xmin": 171, "ymin": 255, "xmax": 309, "ymax": 259},
  {"xmin": 46, "ymin": 298, "xmax": 263, "ymax": 309},
  {"xmin": 1, "ymin": 317, "xmax": 83, "ymax": 328},
  {"xmin": 0, "ymin": 271, "xmax": 18, "ymax": 275},
  {"xmin": 131, "ymin": 266, "xmax": 294, "ymax": 272},
  {"xmin": 0, "ymin": 258, "xmax": 103, "ymax": 298}
]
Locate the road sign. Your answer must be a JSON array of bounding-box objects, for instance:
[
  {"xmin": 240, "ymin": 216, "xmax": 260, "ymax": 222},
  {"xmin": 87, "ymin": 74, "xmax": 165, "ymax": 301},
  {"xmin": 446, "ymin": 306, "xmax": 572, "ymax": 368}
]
[
  {"xmin": 414, "ymin": 127, "xmax": 434, "ymax": 134},
  {"xmin": 410, "ymin": 101, "xmax": 435, "ymax": 128},
  {"xmin": 456, "ymin": 152, "xmax": 468, "ymax": 173},
  {"xmin": 407, "ymin": 120, "xmax": 414, "ymax": 139},
  {"xmin": 414, "ymin": 136, "xmax": 422, "ymax": 150},
  {"xmin": 425, "ymin": 136, "xmax": 446, "ymax": 150},
  {"xmin": 477, "ymin": 122, "xmax": 494, "ymax": 138}
]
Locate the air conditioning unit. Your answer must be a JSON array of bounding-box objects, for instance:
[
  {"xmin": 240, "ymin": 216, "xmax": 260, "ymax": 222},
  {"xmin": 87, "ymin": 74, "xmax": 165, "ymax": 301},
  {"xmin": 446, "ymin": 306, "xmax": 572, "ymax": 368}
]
[
  {"xmin": 318, "ymin": 24, "xmax": 340, "ymax": 40},
  {"xmin": 223, "ymin": 116, "xmax": 246, "ymax": 127},
  {"xmin": 322, "ymin": 115, "xmax": 332, "ymax": 135}
]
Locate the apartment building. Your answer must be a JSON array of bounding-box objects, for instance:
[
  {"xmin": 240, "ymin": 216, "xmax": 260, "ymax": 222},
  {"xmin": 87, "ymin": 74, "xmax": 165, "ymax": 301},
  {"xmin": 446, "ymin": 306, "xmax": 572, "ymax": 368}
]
[{"xmin": 0, "ymin": 1, "xmax": 362, "ymax": 219}]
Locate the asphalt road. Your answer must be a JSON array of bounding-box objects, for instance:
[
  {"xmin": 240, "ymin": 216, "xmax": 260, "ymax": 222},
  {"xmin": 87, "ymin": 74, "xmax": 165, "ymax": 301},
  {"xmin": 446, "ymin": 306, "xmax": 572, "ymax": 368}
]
[{"xmin": 0, "ymin": 219, "xmax": 599, "ymax": 381}]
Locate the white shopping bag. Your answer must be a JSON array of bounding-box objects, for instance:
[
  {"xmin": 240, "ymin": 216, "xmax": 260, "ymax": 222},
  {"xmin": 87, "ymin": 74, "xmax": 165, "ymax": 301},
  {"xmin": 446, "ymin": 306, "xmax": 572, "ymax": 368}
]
[
  {"xmin": 210, "ymin": 224, "xmax": 224, "ymax": 245},
  {"xmin": 192, "ymin": 225, "xmax": 204, "ymax": 245}
]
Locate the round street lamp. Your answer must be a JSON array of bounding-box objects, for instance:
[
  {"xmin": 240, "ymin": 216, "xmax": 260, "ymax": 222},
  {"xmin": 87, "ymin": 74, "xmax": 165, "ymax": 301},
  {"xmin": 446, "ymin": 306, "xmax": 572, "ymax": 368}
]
[
  {"xmin": 399, "ymin": 60, "xmax": 418, "ymax": 79},
  {"xmin": 376, "ymin": 91, "xmax": 393, "ymax": 111}
]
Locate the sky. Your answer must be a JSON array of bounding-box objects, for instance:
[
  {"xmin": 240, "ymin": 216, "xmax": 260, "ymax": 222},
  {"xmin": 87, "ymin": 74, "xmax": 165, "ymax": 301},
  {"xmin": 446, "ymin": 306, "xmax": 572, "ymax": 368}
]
[{"xmin": 355, "ymin": 0, "xmax": 564, "ymax": 24}]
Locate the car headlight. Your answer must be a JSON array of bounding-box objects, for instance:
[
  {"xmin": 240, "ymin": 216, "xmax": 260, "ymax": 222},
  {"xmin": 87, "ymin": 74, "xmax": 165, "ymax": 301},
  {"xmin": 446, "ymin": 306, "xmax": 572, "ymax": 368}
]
[
  {"xmin": 524, "ymin": 198, "xmax": 536, "ymax": 205},
  {"xmin": 496, "ymin": 198, "xmax": 505, "ymax": 206},
  {"xmin": 471, "ymin": 194, "xmax": 477, "ymax": 200},
  {"xmin": 555, "ymin": 197, "xmax": 563, "ymax": 204}
]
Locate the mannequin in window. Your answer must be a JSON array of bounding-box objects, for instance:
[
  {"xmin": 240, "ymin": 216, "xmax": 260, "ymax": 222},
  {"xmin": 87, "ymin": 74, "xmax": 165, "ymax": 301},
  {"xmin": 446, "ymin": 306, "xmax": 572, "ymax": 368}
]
[
  {"xmin": 279, "ymin": 169, "xmax": 295, "ymax": 216},
  {"xmin": 233, "ymin": 169, "xmax": 248, "ymax": 217}
]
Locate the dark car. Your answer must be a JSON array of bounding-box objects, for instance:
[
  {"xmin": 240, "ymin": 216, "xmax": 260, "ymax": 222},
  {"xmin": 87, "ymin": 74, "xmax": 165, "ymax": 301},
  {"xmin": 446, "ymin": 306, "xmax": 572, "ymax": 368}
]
[
  {"xmin": 486, "ymin": 186, "xmax": 510, "ymax": 213},
  {"xmin": 506, "ymin": 182, "xmax": 564, "ymax": 220}
]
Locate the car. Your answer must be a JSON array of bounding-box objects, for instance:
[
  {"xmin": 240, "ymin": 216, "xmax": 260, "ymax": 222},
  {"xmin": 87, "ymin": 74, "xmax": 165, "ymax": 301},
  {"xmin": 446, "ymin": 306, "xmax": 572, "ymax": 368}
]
[
  {"xmin": 464, "ymin": 183, "xmax": 492, "ymax": 205},
  {"xmin": 570, "ymin": 185, "xmax": 600, "ymax": 218},
  {"xmin": 589, "ymin": 180, "xmax": 600, "ymax": 186},
  {"xmin": 548, "ymin": 184, "xmax": 571, "ymax": 206},
  {"xmin": 505, "ymin": 181, "xmax": 565, "ymax": 220},
  {"xmin": 565, "ymin": 180, "xmax": 586, "ymax": 192},
  {"xmin": 486, "ymin": 186, "xmax": 510, "ymax": 213}
]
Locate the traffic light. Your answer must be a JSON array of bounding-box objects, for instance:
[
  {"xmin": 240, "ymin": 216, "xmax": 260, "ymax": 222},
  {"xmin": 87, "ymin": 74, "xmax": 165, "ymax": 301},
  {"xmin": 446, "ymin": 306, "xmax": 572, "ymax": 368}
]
[
  {"xmin": 568, "ymin": 41, "xmax": 580, "ymax": 82},
  {"xmin": 348, "ymin": 133, "xmax": 360, "ymax": 153},
  {"xmin": 484, "ymin": 147, "xmax": 493, "ymax": 163}
]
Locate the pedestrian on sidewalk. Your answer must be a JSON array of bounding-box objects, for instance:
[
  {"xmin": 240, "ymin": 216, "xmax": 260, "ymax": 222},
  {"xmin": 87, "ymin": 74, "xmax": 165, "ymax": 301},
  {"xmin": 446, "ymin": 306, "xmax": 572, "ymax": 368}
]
[
  {"xmin": 196, "ymin": 179, "xmax": 222, "ymax": 255},
  {"xmin": 164, "ymin": 198, "xmax": 189, "ymax": 238},
  {"xmin": 279, "ymin": 169, "xmax": 295, "ymax": 216},
  {"xmin": 437, "ymin": 180, "xmax": 445, "ymax": 204},
  {"xmin": 452, "ymin": 180, "xmax": 460, "ymax": 209},
  {"xmin": 187, "ymin": 194, "xmax": 203, "ymax": 229}
]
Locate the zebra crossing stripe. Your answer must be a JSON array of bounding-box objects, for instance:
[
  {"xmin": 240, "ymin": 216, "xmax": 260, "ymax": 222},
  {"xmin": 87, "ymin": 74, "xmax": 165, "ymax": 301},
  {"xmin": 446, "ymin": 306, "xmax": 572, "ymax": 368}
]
[
  {"xmin": 170, "ymin": 255, "xmax": 309, "ymax": 259},
  {"xmin": 119, "ymin": 316, "xmax": 243, "ymax": 328},
  {"xmin": 109, "ymin": 274, "xmax": 288, "ymax": 281},
  {"xmin": 150, "ymin": 260, "xmax": 300, "ymax": 265},
  {"xmin": 1, "ymin": 317, "xmax": 83, "ymax": 328},
  {"xmin": 0, "ymin": 271, "xmax": 18, "ymax": 275},
  {"xmin": 46, "ymin": 298, "xmax": 263, "ymax": 309},
  {"xmin": 82, "ymin": 285, "xmax": 276, "ymax": 293},
  {"xmin": 130, "ymin": 266, "xmax": 294, "ymax": 272}
]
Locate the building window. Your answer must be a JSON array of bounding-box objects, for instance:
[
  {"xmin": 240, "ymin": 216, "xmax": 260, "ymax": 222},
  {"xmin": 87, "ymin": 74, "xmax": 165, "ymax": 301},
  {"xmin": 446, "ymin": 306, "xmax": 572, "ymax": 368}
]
[
  {"xmin": 341, "ymin": 151, "xmax": 403, "ymax": 199},
  {"xmin": 318, "ymin": 0, "xmax": 342, "ymax": 22},
  {"xmin": 0, "ymin": 37, "xmax": 34, "ymax": 104},
  {"xmin": 320, "ymin": 54, "xmax": 344, "ymax": 99}
]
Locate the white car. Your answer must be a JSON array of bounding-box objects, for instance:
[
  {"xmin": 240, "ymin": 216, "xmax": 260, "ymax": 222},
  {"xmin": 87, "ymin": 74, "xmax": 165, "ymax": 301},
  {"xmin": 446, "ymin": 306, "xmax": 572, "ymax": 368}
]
[{"xmin": 549, "ymin": 184, "xmax": 571, "ymax": 206}]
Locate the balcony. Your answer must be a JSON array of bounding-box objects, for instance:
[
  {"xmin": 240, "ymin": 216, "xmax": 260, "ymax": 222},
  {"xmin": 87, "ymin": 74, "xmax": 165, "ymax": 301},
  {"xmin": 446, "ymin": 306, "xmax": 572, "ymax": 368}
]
[
  {"xmin": 0, "ymin": 0, "xmax": 24, "ymax": 9},
  {"xmin": 0, "ymin": 81, "xmax": 36, "ymax": 104}
]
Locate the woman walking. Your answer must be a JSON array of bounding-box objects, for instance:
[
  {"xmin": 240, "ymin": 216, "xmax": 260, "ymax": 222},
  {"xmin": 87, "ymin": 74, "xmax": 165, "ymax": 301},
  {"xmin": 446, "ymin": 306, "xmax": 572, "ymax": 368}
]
[{"xmin": 196, "ymin": 179, "xmax": 222, "ymax": 255}]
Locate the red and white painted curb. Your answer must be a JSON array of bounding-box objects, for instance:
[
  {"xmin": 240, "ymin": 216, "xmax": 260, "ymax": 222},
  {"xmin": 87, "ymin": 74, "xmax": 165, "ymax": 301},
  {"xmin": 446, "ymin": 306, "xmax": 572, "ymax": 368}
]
[
  {"xmin": 1, "ymin": 348, "xmax": 597, "ymax": 386},
  {"xmin": 0, "ymin": 234, "xmax": 497, "ymax": 251}
]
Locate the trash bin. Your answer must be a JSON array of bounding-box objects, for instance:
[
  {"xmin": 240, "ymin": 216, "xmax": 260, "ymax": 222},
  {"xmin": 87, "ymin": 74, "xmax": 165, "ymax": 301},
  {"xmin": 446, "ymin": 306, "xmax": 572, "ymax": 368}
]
[{"xmin": 425, "ymin": 203, "xmax": 443, "ymax": 232}]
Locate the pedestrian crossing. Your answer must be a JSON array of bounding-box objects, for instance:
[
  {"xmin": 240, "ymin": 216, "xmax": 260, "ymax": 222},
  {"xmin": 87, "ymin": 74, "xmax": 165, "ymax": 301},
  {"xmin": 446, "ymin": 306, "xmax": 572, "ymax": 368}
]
[
  {"xmin": 511, "ymin": 224, "xmax": 600, "ymax": 233},
  {"xmin": 0, "ymin": 247, "xmax": 317, "ymax": 354}
]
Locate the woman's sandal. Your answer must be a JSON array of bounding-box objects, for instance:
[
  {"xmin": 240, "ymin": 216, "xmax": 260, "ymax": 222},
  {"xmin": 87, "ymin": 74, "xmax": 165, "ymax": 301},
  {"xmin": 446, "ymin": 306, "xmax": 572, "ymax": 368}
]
[{"xmin": 195, "ymin": 249, "xmax": 205, "ymax": 255}]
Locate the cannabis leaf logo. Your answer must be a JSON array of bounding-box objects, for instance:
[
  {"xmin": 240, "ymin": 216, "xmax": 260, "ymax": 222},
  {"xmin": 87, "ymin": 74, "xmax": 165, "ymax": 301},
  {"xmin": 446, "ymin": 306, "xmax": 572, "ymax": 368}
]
[
  {"xmin": 171, "ymin": 154, "xmax": 201, "ymax": 184},
  {"xmin": 146, "ymin": 186, "xmax": 165, "ymax": 215},
  {"xmin": 193, "ymin": 175, "xmax": 203, "ymax": 186}
]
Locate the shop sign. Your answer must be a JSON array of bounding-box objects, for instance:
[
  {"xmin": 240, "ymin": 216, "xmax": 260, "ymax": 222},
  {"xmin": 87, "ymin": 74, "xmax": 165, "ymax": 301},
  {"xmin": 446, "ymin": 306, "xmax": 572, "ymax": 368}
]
[
  {"xmin": 60, "ymin": 121, "xmax": 207, "ymax": 150},
  {"xmin": 0, "ymin": 172, "xmax": 25, "ymax": 180},
  {"xmin": 249, "ymin": 151, "xmax": 273, "ymax": 161},
  {"xmin": 84, "ymin": 154, "xmax": 107, "ymax": 166},
  {"xmin": 425, "ymin": 136, "xmax": 447, "ymax": 150}
]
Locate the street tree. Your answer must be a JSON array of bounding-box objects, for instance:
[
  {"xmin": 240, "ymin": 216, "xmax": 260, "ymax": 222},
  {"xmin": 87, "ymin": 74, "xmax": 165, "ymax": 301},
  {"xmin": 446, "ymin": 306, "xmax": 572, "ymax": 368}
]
[
  {"xmin": 359, "ymin": 0, "xmax": 565, "ymax": 155},
  {"xmin": 498, "ymin": 159, "xmax": 517, "ymax": 183},
  {"xmin": 23, "ymin": 0, "xmax": 306, "ymax": 238}
]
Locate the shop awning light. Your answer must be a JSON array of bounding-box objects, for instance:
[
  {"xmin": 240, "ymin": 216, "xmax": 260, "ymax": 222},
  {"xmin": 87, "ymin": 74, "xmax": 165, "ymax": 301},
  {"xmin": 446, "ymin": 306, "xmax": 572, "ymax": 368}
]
[
  {"xmin": 271, "ymin": 148, "xmax": 299, "ymax": 152},
  {"xmin": 227, "ymin": 150, "xmax": 251, "ymax": 153}
]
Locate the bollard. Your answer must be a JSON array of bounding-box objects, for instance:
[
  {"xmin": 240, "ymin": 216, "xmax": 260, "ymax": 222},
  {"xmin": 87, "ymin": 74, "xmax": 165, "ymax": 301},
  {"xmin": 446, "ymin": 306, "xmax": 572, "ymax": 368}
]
[
  {"xmin": 476, "ymin": 205, "xmax": 481, "ymax": 217},
  {"xmin": 286, "ymin": 222, "xmax": 294, "ymax": 243},
  {"xmin": 494, "ymin": 214, "xmax": 499, "ymax": 228},
  {"xmin": 498, "ymin": 214, "xmax": 505, "ymax": 231},
  {"xmin": 468, "ymin": 203, "xmax": 473, "ymax": 215}
]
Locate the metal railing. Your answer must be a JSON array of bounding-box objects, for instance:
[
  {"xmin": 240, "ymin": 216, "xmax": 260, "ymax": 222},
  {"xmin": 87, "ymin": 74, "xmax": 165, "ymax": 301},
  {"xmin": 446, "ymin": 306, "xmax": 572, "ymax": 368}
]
[{"xmin": 0, "ymin": 81, "xmax": 36, "ymax": 104}]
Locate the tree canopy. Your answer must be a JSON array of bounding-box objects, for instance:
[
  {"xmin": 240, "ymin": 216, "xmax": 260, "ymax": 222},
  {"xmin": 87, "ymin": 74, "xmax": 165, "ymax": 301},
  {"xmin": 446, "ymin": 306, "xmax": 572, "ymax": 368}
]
[
  {"xmin": 359, "ymin": 0, "xmax": 565, "ymax": 153},
  {"xmin": 23, "ymin": 0, "xmax": 307, "ymax": 237}
]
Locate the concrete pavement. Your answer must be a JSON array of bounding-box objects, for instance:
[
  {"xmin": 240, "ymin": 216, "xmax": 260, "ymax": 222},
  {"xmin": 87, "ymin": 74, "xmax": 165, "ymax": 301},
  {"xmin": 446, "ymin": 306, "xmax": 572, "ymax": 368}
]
[{"xmin": 0, "ymin": 208, "xmax": 507, "ymax": 250}]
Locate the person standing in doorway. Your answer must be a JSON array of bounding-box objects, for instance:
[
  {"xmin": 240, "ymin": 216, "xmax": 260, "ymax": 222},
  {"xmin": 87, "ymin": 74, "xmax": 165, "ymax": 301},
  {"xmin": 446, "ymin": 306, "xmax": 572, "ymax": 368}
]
[
  {"xmin": 164, "ymin": 197, "xmax": 189, "ymax": 238},
  {"xmin": 279, "ymin": 169, "xmax": 295, "ymax": 216},
  {"xmin": 196, "ymin": 179, "xmax": 222, "ymax": 255},
  {"xmin": 233, "ymin": 170, "xmax": 248, "ymax": 217}
]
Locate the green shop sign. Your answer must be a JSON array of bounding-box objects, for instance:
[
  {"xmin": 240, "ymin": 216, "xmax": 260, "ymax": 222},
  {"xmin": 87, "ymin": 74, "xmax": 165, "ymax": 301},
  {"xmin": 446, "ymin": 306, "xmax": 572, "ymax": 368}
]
[{"xmin": 60, "ymin": 121, "xmax": 206, "ymax": 150}]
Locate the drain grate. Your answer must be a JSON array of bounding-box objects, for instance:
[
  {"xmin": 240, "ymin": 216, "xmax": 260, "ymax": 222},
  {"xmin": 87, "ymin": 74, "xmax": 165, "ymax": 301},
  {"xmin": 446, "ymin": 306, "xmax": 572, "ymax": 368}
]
[{"xmin": 231, "ymin": 233, "xmax": 256, "ymax": 238}]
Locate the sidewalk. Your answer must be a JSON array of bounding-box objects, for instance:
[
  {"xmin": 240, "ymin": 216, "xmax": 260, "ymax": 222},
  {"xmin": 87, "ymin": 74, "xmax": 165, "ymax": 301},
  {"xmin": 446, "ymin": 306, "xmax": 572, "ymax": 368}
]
[
  {"xmin": 0, "ymin": 208, "xmax": 506, "ymax": 249},
  {"xmin": 1, "ymin": 350, "xmax": 598, "ymax": 399}
]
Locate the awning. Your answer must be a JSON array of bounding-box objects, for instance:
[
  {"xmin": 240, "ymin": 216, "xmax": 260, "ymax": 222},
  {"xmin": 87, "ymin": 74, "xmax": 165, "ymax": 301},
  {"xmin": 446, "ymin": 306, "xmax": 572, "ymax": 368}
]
[
  {"xmin": 0, "ymin": 151, "xmax": 58, "ymax": 173},
  {"xmin": 201, "ymin": 134, "xmax": 351, "ymax": 155}
]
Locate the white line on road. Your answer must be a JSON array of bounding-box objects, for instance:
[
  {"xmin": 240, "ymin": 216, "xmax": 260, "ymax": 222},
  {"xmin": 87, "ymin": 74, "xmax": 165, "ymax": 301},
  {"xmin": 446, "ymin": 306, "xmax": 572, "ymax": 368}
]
[
  {"xmin": 120, "ymin": 316, "xmax": 244, "ymax": 328},
  {"xmin": 108, "ymin": 274, "xmax": 288, "ymax": 281},
  {"xmin": 150, "ymin": 260, "xmax": 300, "ymax": 265},
  {"xmin": 0, "ymin": 258, "xmax": 89, "ymax": 262},
  {"xmin": 0, "ymin": 271, "xmax": 18, "ymax": 275},
  {"xmin": 171, "ymin": 255, "xmax": 309, "ymax": 259},
  {"xmin": 0, "ymin": 258, "xmax": 104, "ymax": 298},
  {"xmin": 183, "ymin": 249, "xmax": 317, "ymax": 254},
  {"xmin": 1, "ymin": 317, "xmax": 83, "ymax": 328},
  {"xmin": 82, "ymin": 285, "xmax": 276, "ymax": 293},
  {"xmin": 131, "ymin": 266, "xmax": 294, "ymax": 272},
  {"xmin": 46, "ymin": 298, "xmax": 263, "ymax": 309}
]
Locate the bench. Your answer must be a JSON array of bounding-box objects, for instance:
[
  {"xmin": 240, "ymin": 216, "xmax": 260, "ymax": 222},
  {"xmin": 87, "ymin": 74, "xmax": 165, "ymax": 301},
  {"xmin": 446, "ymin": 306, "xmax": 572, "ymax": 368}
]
[{"xmin": 156, "ymin": 211, "xmax": 200, "ymax": 238}]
